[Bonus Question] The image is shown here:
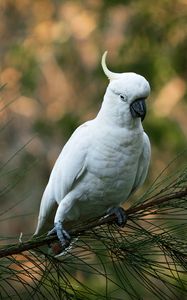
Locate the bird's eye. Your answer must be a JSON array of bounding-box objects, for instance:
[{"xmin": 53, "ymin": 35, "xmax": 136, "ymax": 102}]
[{"xmin": 120, "ymin": 94, "xmax": 126, "ymax": 101}]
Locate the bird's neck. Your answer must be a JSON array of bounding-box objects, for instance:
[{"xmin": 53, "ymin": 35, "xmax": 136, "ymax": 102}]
[{"xmin": 96, "ymin": 99, "xmax": 143, "ymax": 131}]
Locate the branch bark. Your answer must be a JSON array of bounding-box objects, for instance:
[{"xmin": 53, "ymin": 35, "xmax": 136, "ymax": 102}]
[{"xmin": 0, "ymin": 188, "xmax": 187, "ymax": 258}]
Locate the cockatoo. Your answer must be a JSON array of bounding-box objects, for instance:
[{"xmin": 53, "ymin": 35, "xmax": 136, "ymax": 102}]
[{"xmin": 34, "ymin": 52, "xmax": 151, "ymax": 246}]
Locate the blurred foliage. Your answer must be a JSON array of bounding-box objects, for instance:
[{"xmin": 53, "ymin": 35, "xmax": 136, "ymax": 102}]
[{"xmin": 0, "ymin": 0, "xmax": 187, "ymax": 298}]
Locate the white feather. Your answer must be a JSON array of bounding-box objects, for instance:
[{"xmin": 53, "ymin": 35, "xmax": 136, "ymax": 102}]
[{"xmin": 34, "ymin": 56, "xmax": 151, "ymax": 236}]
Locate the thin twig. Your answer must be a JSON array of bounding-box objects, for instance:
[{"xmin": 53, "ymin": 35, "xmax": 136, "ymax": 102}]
[
  {"xmin": 127, "ymin": 188, "xmax": 187, "ymax": 215},
  {"xmin": 0, "ymin": 188, "xmax": 187, "ymax": 258}
]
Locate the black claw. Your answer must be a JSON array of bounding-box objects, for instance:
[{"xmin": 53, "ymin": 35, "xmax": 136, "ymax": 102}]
[{"xmin": 107, "ymin": 207, "xmax": 127, "ymax": 227}]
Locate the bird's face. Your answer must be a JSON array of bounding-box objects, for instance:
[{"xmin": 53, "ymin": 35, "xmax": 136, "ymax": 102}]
[{"xmin": 107, "ymin": 73, "xmax": 150, "ymax": 122}]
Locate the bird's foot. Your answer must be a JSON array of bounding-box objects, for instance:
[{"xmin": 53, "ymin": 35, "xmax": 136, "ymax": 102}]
[
  {"xmin": 107, "ymin": 207, "xmax": 127, "ymax": 227},
  {"xmin": 47, "ymin": 221, "xmax": 71, "ymax": 247}
]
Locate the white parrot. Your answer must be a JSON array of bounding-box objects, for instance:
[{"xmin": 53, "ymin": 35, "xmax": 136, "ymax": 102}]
[{"xmin": 34, "ymin": 52, "xmax": 151, "ymax": 246}]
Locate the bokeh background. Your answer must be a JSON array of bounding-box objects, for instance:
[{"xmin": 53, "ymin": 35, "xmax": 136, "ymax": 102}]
[{"xmin": 0, "ymin": 0, "xmax": 187, "ymax": 244}]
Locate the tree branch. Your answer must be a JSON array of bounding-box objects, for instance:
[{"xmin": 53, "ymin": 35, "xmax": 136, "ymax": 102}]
[
  {"xmin": 0, "ymin": 188, "xmax": 187, "ymax": 258},
  {"xmin": 127, "ymin": 188, "xmax": 187, "ymax": 214}
]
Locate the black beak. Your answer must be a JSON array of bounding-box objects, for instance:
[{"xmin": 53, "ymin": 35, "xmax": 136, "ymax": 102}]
[{"xmin": 130, "ymin": 98, "xmax": 146, "ymax": 121}]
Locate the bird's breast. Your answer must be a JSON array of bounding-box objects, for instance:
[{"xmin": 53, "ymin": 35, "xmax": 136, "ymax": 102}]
[{"xmin": 83, "ymin": 127, "xmax": 143, "ymax": 203}]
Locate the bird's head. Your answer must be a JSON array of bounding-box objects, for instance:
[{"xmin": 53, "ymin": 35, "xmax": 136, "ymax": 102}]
[{"xmin": 101, "ymin": 52, "xmax": 150, "ymax": 125}]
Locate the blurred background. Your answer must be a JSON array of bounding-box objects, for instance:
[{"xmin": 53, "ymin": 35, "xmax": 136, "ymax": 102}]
[{"xmin": 0, "ymin": 0, "xmax": 187, "ymax": 242}]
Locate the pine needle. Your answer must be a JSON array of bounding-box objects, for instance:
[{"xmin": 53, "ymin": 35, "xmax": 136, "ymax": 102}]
[{"xmin": 0, "ymin": 160, "xmax": 187, "ymax": 299}]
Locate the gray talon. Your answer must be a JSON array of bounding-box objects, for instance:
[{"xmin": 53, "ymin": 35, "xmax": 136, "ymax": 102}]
[
  {"xmin": 108, "ymin": 207, "xmax": 127, "ymax": 227},
  {"xmin": 47, "ymin": 227, "xmax": 57, "ymax": 236},
  {"xmin": 48, "ymin": 221, "xmax": 71, "ymax": 246}
]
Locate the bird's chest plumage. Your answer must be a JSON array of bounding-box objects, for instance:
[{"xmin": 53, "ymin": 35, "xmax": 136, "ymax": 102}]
[{"xmin": 82, "ymin": 127, "xmax": 143, "ymax": 205}]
